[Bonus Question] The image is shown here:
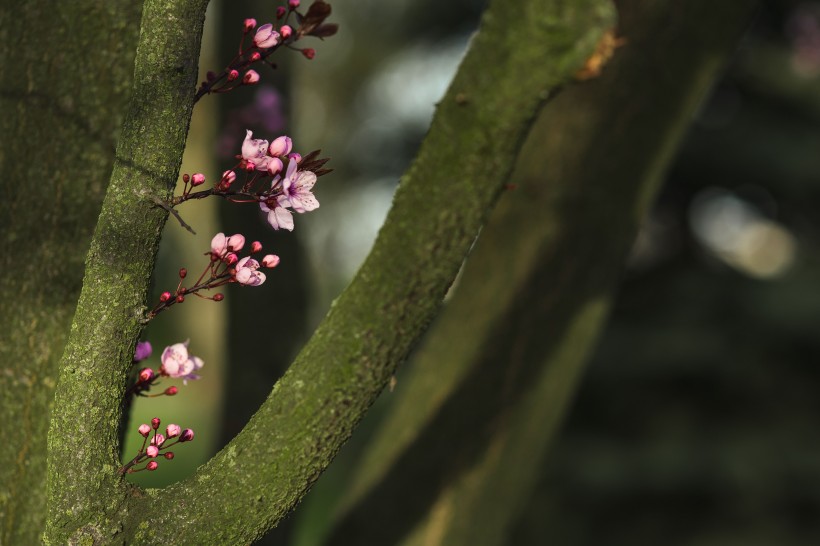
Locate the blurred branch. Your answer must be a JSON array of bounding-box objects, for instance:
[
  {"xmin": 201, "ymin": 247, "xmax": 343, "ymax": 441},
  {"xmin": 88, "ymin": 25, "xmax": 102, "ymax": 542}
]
[
  {"xmin": 43, "ymin": 0, "xmax": 209, "ymax": 542},
  {"xmin": 0, "ymin": 1, "xmax": 142, "ymax": 544},
  {"xmin": 136, "ymin": 0, "xmax": 615, "ymax": 543},
  {"xmin": 328, "ymin": 1, "xmax": 758, "ymax": 545}
]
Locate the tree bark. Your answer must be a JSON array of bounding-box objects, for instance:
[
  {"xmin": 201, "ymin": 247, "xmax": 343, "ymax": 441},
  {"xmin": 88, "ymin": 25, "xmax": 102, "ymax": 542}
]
[
  {"xmin": 0, "ymin": 2, "xmax": 142, "ymax": 543},
  {"xmin": 329, "ymin": 1, "xmax": 758, "ymax": 545}
]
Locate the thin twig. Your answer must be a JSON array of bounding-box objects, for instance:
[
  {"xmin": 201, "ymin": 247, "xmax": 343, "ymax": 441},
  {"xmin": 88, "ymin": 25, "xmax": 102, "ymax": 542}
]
[{"xmin": 148, "ymin": 195, "xmax": 196, "ymax": 234}]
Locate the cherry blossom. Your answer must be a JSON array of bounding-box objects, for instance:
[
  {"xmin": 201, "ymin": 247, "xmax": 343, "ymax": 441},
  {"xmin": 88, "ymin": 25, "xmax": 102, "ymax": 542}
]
[
  {"xmin": 253, "ymin": 24, "xmax": 280, "ymax": 48},
  {"xmin": 159, "ymin": 342, "xmax": 204, "ymax": 384},
  {"xmin": 234, "ymin": 257, "xmax": 266, "ymax": 286},
  {"xmin": 260, "ymin": 200, "xmax": 294, "ymax": 231},
  {"xmin": 278, "ymin": 160, "xmax": 319, "ymax": 213}
]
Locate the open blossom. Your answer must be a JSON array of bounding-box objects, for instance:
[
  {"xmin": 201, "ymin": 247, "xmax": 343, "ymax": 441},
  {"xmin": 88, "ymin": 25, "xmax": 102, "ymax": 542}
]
[
  {"xmin": 234, "ymin": 257, "xmax": 266, "ymax": 286},
  {"xmin": 259, "ymin": 201, "xmax": 294, "ymax": 231},
  {"xmin": 241, "ymin": 130, "xmax": 274, "ymax": 171},
  {"xmin": 277, "ymin": 160, "xmax": 319, "ymax": 213},
  {"xmin": 210, "ymin": 232, "xmax": 246, "ymax": 258},
  {"xmin": 160, "ymin": 341, "xmax": 204, "ymax": 384},
  {"xmin": 253, "ymin": 23, "xmax": 280, "ymax": 48}
]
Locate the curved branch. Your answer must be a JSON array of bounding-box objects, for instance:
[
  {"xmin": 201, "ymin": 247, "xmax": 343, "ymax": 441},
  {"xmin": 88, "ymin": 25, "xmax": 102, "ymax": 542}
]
[
  {"xmin": 44, "ymin": 0, "xmax": 210, "ymax": 543},
  {"xmin": 136, "ymin": 0, "xmax": 615, "ymax": 543}
]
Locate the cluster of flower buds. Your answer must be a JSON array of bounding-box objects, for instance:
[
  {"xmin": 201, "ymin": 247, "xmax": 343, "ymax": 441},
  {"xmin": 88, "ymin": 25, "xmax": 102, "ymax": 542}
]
[
  {"xmin": 173, "ymin": 131, "xmax": 331, "ymax": 233},
  {"xmin": 144, "ymin": 232, "xmax": 280, "ymax": 320},
  {"xmin": 129, "ymin": 340, "xmax": 204, "ymax": 398},
  {"xmin": 119, "ymin": 418, "xmax": 195, "ymax": 474},
  {"xmin": 194, "ymin": 0, "xmax": 337, "ymax": 102}
]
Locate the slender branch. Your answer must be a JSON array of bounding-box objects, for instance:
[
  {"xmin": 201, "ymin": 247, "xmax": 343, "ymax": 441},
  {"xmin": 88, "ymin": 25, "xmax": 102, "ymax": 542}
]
[
  {"xmin": 44, "ymin": 0, "xmax": 210, "ymax": 543},
  {"xmin": 149, "ymin": 194, "xmax": 197, "ymax": 234},
  {"xmin": 131, "ymin": 0, "xmax": 615, "ymax": 543}
]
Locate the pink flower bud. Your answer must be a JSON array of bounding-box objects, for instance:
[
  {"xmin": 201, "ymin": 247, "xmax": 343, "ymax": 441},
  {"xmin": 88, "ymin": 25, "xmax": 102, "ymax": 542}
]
[
  {"xmin": 146, "ymin": 461, "xmax": 158, "ymax": 471},
  {"xmin": 213, "ymin": 293, "xmax": 224, "ymax": 302},
  {"xmin": 191, "ymin": 173, "xmax": 205, "ymax": 186},
  {"xmin": 276, "ymin": 6, "xmax": 286, "ymax": 18},
  {"xmin": 146, "ymin": 445, "xmax": 159, "ymax": 458},
  {"xmin": 151, "ymin": 417, "xmax": 161, "ymax": 430},
  {"xmin": 227, "ymin": 69, "xmax": 239, "ymax": 82},
  {"xmin": 243, "ymin": 70, "xmax": 260, "ymax": 85},
  {"xmin": 164, "ymin": 452, "xmax": 175, "ymax": 460},
  {"xmin": 221, "ymin": 170, "xmax": 237, "ymax": 185},
  {"xmin": 287, "ymin": 152, "xmax": 302, "ymax": 163},
  {"xmin": 175, "ymin": 294, "xmax": 185, "ymax": 303},
  {"xmin": 138, "ymin": 368, "xmax": 155, "ymax": 382},
  {"xmin": 289, "ymin": 0, "xmax": 300, "ymax": 8},
  {"xmin": 152, "ymin": 434, "xmax": 166, "ymax": 447},
  {"xmin": 261, "ymin": 254, "xmax": 280, "ymax": 268},
  {"xmin": 251, "ymin": 241, "xmax": 263, "ymax": 253},
  {"xmin": 166, "ymin": 424, "xmax": 181, "ymax": 438},
  {"xmin": 269, "ymin": 135, "xmax": 292, "ymax": 157},
  {"xmin": 138, "ymin": 424, "xmax": 151, "ymax": 437},
  {"xmin": 280, "ymin": 25, "xmax": 292, "ymax": 39},
  {"xmin": 253, "ymin": 24, "xmax": 280, "ymax": 49},
  {"xmin": 179, "ymin": 429, "xmax": 195, "ymax": 442},
  {"xmin": 250, "ymin": 51, "xmax": 261, "ymax": 62},
  {"xmin": 227, "ymin": 234, "xmax": 245, "ymax": 252},
  {"xmin": 159, "ymin": 291, "xmax": 171, "ymax": 302},
  {"xmin": 302, "ymin": 48, "xmax": 315, "ymax": 60},
  {"xmin": 225, "ymin": 253, "xmax": 239, "ymax": 265},
  {"xmin": 164, "ymin": 386, "xmax": 178, "ymax": 396},
  {"xmin": 243, "ymin": 18, "xmax": 257, "ymax": 32},
  {"xmin": 267, "ymin": 157, "xmax": 283, "ymax": 175}
]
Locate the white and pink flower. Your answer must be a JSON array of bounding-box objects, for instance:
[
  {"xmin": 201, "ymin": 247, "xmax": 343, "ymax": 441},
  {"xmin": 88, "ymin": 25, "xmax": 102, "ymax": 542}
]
[
  {"xmin": 278, "ymin": 160, "xmax": 319, "ymax": 213},
  {"xmin": 234, "ymin": 256, "xmax": 266, "ymax": 286},
  {"xmin": 160, "ymin": 341, "xmax": 204, "ymax": 384},
  {"xmin": 253, "ymin": 23, "xmax": 280, "ymax": 48}
]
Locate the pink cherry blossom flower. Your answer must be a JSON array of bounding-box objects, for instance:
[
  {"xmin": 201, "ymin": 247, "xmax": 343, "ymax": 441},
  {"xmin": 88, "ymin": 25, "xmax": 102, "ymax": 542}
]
[
  {"xmin": 234, "ymin": 257, "xmax": 266, "ymax": 286},
  {"xmin": 268, "ymin": 135, "xmax": 292, "ymax": 157},
  {"xmin": 191, "ymin": 173, "xmax": 206, "ymax": 186},
  {"xmin": 259, "ymin": 200, "xmax": 294, "ymax": 231},
  {"xmin": 133, "ymin": 341, "xmax": 152, "ymax": 362},
  {"xmin": 253, "ymin": 24, "xmax": 280, "ymax": 48},
  {"xmin": 241, "ymin": 130, "xmax": 275, "ymax": 171},
  {"xmin": 138, "ymin": 424, "xmax": 151, "ymax": 437},
  {"xmin": 243, "ymin": 70, "xmax": 260, "ymax": 85},
  {"xmin": 146, "ymin": 461, "xmax": 158, "ymax": 471},
  {"xmin": 261, "ymin": 254, "xmax": 280, "ymax": 268},
  {"xmin": 160, "ymin": 342, "xmax": 204, "ymax": 384},
  {"xmin": 166, "ymin": 424, "xmax": 181, "ymax": 438},
  {"xmin": 277, "ymin": 160, "xmax": 319, "ymax": 213},
  {"xmin": 146, "ymin": 445, "xmax": 159, "ymax": 458},
  {"xmin": 211, "ymin": 233, "xmax": 245, "ymax": 258},
  {"xmin": 227, "ymin": 233, "xmax": 245, "ymax": 252}
]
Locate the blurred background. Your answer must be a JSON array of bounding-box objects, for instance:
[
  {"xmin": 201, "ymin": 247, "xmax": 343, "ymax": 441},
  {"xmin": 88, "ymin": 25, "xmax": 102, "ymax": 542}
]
[{"xmin": 122, "ymin": 0, "xmax": 820, "ymax": 544}]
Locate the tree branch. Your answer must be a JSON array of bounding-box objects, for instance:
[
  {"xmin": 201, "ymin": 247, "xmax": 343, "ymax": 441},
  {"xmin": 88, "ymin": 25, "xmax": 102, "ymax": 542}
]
[
  {"xmin": 44, "ymin": 0, "xmax": 209, "ymax": 543},
  {"xmin": 131, "ymin": 0, "xmax": 615, "ymax": 543}
]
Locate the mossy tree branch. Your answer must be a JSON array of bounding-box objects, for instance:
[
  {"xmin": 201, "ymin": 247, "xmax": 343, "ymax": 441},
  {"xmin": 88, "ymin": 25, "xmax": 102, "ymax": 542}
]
[
  {"xmin": 329, "ymin": 2, "xmax": 758, "ymax": 545},
  {"xmin": 0, "ymin": 2, "xmax": 142, "ymax": 544},
  {"xmin": 126, "ymin": 0, "xmax": 614, "ymax": 543},
  {"xmin": 43, "ymin": 0, "xmax": 209, "ymax": 543}
]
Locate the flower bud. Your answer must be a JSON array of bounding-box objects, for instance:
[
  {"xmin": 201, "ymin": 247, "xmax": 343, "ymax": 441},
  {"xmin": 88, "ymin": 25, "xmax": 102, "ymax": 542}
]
[
  {"xmin": 267, "ymin": 157, "xmax": 283, "ymax": 175},
  {"xmin": 243, "ymin": 70, "xmax": 260, "ymax": 85},
  {"xmin": 175, "ymin": 295, "xmax": 185, "ymax": 303},
  {"xmin": 253, "ymin": 24, "xmax": 280, "ymax": 49},
  {"xmin": 182, "ymin": 173, "xmax": 190, "ymax": 183},
  {"xmin": 179, "ymin": 429, "xmax": 195, "ymax": 442},
  {"xmin": 164, "ymin": 452, "xmax": 175, "ymax": 460},
  {"xmin": 269, "ymin": 135, "xmax": 292, "ymax": 157},
  {"xmin": 159, "ymin": 291, "xmax": 171, "ymax": 302},
  {"xmin": 146, "ymin": 461, "xmax": 158, "ymax": 471},
  {"xmin": 280, "ymin": 25, "xmax": 292, "ymax": 39},
  {"xmin": 213, "ymin": 293, "xmax": 224, "ymax": 302},
  {"xmin": 243, "ymin": 18, "xmax": 257, "ymax": 32},
  {"xmin": 225, "ymin": 253, "xmax": 239, "ymax": 266},
  {"xmin": 146, "ymin": 445, "xmax": 159, "ymax": 458},
  {"xmin": 166, "ymin": 424, "xmax": 181, "ymax": 438},
  {"xmin": 152, "ymin": 434, "xmax": 166, "ymax": 447},
  {"xmin": 289, "ymin": 0, "xmax": 300, "ymax": 8},
  {"xmin": 287, "ymin": 152, "xmax": 302, "ymax": 164},
  {"xmin": 138, "ymin": 367, "xmax": 155, "ymax": 383},
  {"xmin": 227, "ymin": 69, "xmax": 239, "ymax": 82},
  {"xmin": 138, "ymin": 424, "xmax": 151, "ymax": 437},
  {"xmin": 179, "ymin": 268, "xmax": 187, "ymax": 279},
  {"xmin": 164, "ymin": 386, "xmax": 178, "ymax": 396},
  {"xmin": 227, "ymin": 234, "xmax": 245, "ymax": 252},
  {"xmin": 276, "ymin": 6, "xmax": 286, "ymax": 18},
  {"xmin": 151, "ymin": 417, "xmax": 161, "ymax": 430},
  {"xmin": 250, "ymin": 51, "xmax": 261, "ymax": 62},
  {"xmin": 302, "ymin": 48, "xmax": 315, "ymax": 60},
  {"xmin": 221, "ymin": 170, "xmax": 237, "ymax": 186},
  {"xmin": 191, "ymin": 173, "xmax": 205, "ymax": 186},
  {"xmin": 251, "ymin": 241, "xmax": 263, "ymax": 253},
  {"xmin": 262, "ymin": 254, "xmax": 280, "ymax": 268}
]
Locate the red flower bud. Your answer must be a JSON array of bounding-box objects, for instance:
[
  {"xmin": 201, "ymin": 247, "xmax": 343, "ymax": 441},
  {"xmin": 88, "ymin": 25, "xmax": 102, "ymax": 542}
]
[
  {"xmin": 179, "ymin": 429, "xmax": 195, "ymax": 442},
  {"xmin": 179, "ymin": 268, "xmax": 187, "ymax": 279},
  {"xmin": 250, "ymin": 51, "xmax": 261, "ymax": 62},
  {"xmin": 138, "ymin": 368, "xmax": 155, "ymax": 382},
  {"xmin": 164, "ymin": 452, "xmax": 175, "ymax": 460},
  {"xmin": 151, "ymin": 417, "xmax": 161, "ymax": 430},
  {"xmin": 146, "ymin": 461, "xmax": 159, "ymax": 471},
  {"xmin": 251, "ymin": 241, "xmax": 263, "ymax": 253},
  {"xmin": 164, "ymin": 386, "xmax": 178, "ymax": 396},
  {"xmin": 182, "ymin": 173, "xmax": 190, "ymax": 183},
  {"xmin": 159, "ymin": 291, "xmax": 172, "ymax": 302},
  {"xmin": 276, "ymin": 6, "xmax": 286, "ymax": 18},
  {"xmin": 175, "ymin": 295, "xmax": 185, "ymax": 303},
  {"xmin": 227, "ymin": 69, "xmax": 239, "ymax": 82},
  {"xmin": 302, "ymin": 48, "xmax": 316, "ymax": 60},
  {"xmin": 213, "ymin": 293, "xmax": 224, "ymax": 302}
]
